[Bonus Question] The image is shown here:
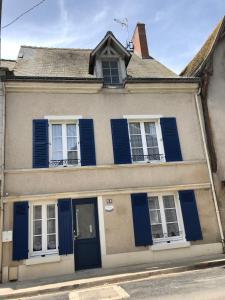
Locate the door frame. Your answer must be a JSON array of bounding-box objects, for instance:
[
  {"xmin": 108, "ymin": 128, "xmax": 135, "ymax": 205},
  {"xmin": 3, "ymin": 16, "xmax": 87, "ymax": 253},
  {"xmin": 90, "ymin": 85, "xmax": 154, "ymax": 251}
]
[{"xmin": 72, "ymin": 197, "xmax": 102, "ymax": 270}]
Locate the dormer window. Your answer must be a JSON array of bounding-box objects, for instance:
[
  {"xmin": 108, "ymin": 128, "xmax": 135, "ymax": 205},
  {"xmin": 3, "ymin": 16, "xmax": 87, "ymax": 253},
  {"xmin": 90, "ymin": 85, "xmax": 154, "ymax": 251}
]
[
  {"xmin": 102, "ymin": 60, "xmax": 120, "ymax": 85},
  {"xmin": 89, "ymin": 31, "xmax": 131, "ymax": 87}
]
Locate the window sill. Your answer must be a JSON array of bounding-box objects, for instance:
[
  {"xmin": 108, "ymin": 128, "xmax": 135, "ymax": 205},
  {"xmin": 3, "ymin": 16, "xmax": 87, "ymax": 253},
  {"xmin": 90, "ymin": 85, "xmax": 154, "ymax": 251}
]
[
  {"xmin": 151, "ymin": 241, "xmax": 190, "ymax": 251},
  {"xmin": 25, "ymin": 254, "xmax": 60, "ymax": 266}
]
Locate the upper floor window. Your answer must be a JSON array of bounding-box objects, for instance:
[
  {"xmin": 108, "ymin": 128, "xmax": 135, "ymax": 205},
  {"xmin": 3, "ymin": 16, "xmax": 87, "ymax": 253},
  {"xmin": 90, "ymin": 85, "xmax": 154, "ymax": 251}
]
[
  {"xmin": 128, "ymin": 120, "xmax": 165, "ymax": 163},
  {"xmin": 49, "ymin": 122, "xmax": 80, "ymax": 167},
  {"xmin": 30, "ymin": 202, "xmax": 58, "ymax": 256},
  {"xmin": 148, "ymin": 193, "xmax": 184, "ymax": 244},
  {"xmin": 102, "ymin": 60, "xmax": 120, "ymax": 85}
]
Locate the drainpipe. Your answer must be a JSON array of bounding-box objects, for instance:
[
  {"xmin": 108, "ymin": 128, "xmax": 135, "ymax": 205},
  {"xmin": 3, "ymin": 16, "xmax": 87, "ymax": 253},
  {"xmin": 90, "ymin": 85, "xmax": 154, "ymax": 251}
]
[
  {"xmin": 195, "ymin": 88, "xmax": 225, "ymax": 252},
  {"xmin": 0, "ymin": 79, "xmax": 5, "ymax": 281}
]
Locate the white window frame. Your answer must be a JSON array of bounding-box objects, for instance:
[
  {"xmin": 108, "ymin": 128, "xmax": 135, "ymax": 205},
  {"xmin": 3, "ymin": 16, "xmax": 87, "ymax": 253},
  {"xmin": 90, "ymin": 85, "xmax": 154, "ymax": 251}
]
[
  {"xmin": 49, "ymin": 120, "xmax": 81, "ymax": 167},
  {"xmin": 29, "ymin": 201, "xmax": 59, "ymax": 257},
  {"xmin": 148, "ymin": 192, "xmax": 186, "ymax": 245},
  {"xmin": 127, "ymin": 118, "xmax": 165, "ymax": 163}
]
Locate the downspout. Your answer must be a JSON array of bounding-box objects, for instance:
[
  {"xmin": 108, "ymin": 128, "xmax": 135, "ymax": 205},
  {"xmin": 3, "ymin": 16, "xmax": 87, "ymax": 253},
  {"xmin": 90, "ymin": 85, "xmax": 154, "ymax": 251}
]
[
  {"xmin": 195, "ymin": 88, "xmax": 225, "ymax": 252},
  {"xmin": 0, "ymin": 79, "xmax": 5, "ymax": 281}
]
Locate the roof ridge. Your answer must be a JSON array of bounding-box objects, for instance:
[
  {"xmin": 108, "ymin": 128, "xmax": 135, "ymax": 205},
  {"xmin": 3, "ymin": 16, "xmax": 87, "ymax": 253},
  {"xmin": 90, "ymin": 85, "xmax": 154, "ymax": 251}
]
[{"xmin": 20, "ymin": 45, "xmax": 93, "ymax": 51}]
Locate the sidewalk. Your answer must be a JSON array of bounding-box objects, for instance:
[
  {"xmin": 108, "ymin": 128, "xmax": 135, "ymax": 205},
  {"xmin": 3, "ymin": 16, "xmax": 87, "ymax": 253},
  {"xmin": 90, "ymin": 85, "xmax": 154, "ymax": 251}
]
[{"xmin": 1, "ymin": 253, "xmax": 225, "ymax": 299}]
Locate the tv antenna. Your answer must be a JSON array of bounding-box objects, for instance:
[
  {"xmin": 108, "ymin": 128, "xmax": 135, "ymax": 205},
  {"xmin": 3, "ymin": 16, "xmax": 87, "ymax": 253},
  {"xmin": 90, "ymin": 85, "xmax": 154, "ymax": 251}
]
[{"xmin": 114, "ymin": 18, "xmax": 133, "ymax": 51}]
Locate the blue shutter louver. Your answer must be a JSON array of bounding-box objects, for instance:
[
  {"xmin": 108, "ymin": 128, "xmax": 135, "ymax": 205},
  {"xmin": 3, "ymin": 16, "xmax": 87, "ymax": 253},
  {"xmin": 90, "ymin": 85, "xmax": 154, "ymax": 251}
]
[
  {"xmin": 79, "ymin": 119, "xmax": 96, "ymax": 166},
  {"xmin": 111, "ymin": 119, "xmax": 132, "ymax": 164},
  {"xmin": 58, "ymin": 199, "xmax": 73, "ymax": 255},
  {"xmin": 33, "ymin": 119, "xmax": 49, "ymax": 168},
  {"xmin": 179, "ymin": 190, "xmax": 203, "ymax": 241},
  {"xmin": 160, "ymin": 118, "xmax": 182, "ymax": 162},
  {"xmin": 13, "ymin": 202, "xmax": 29, "ymax": 261},
  {"xmin": 131, "ymin": 193, "xmax": 153, "ymax": 246}
]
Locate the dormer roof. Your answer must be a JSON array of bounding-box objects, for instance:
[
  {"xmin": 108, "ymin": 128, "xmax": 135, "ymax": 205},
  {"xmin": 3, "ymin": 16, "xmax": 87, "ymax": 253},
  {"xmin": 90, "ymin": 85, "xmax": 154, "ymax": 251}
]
[{"xmin": 89, "ymin": 31, "xmax": 131, "ymax": 74}]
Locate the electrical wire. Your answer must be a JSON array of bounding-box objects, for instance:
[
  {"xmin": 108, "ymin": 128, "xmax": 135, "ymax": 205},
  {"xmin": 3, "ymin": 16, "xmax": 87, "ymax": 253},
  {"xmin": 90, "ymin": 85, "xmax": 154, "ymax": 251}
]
[{"xmin": 2, "ymin": 0, "xmax": 48, "ymax": 29}]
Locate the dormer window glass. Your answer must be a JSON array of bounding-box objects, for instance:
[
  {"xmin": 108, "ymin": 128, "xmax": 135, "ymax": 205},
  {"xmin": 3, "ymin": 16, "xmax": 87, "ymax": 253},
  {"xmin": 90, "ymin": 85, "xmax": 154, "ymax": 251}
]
[{"xmin": 102, "ymin": 60, "xmax": 120, "ymax": 85}]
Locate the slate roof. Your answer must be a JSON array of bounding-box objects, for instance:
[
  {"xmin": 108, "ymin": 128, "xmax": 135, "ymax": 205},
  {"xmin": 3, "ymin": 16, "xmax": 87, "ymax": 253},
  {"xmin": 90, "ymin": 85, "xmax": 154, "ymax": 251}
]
[
  {"xmin": 181, "ymin": 16, "xmax": 225, "ymax": 76},
  {"xmin": 0, "ymin": 59, "xmax": 16, "ymax": 71},
  {"xmin": 6, "ymin": 45, "xmax": 178, "ymax": 79}
]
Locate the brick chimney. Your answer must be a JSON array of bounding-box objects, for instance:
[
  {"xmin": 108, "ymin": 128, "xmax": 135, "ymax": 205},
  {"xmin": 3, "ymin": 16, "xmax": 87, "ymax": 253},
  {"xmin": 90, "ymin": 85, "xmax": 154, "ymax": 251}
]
[{"xmin": 132, "ymin": 23, "xmax": 150, "ymax": 59}]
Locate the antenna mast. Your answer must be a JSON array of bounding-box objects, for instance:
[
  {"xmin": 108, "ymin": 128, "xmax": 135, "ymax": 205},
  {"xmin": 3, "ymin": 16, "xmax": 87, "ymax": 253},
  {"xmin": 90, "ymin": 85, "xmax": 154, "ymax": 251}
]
[{"xmin": 114, "ymin": 18, "xmax": 133, "ymax": 51}]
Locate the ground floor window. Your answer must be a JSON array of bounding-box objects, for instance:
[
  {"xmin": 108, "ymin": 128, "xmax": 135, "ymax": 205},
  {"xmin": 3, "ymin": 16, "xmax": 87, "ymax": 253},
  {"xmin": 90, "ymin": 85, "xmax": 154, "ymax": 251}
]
[
  {"xmin": 30, "ymin": 202, "xmax": 58, "ymax": 256},
  {"xmin": 148, "ymin": 193, "xmax": 184, "ymax": 244}
]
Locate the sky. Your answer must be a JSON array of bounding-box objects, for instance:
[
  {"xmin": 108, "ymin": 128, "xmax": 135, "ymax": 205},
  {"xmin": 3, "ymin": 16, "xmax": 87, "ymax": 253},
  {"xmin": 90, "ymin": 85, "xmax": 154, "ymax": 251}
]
[{"xmin": 2, "ymin": 0, "xmax": 225, "ymax": 74}]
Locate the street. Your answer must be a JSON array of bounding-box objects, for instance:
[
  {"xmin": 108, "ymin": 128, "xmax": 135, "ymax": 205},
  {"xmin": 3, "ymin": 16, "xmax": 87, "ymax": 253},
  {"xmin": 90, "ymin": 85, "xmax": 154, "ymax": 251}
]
[{"xmin": 22, "ymin": 266, "xmax": 225, "ymax": 300}]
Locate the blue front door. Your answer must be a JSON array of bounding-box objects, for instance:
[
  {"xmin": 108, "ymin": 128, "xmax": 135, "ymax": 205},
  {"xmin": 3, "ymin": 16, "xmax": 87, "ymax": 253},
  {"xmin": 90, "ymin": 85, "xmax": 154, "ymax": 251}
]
[{"xmin": 72, "ymin": 198, "xmax": 101, "ymax": 270}]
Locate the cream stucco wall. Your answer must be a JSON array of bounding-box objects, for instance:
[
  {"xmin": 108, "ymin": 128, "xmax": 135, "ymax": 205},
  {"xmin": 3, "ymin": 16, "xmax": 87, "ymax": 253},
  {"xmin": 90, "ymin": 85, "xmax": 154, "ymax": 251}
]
[
  {"xmin": 2, "ymin": 188, "xmax": 221, "ymax": 282},
  {"xmin": 5, "ymin": 86, "xmax": 204, "ymax": 171},
  {"xmin": 5, "ymin": 161, "xmax": 208, "ymax": 196}
]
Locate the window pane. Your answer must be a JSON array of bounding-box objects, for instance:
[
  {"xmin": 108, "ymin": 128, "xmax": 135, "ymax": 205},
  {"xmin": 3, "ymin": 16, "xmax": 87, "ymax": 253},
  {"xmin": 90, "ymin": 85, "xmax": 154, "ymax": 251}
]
[
  {"xmin": 150, "ymin": 210, "xmax": 161, "ymax": 224},
  {"xmin": 52, "ymin": 151, "xmax": 63, "ymax": 160},
  {"xmin": 151, "ymin": 224, "xmax": 163, "ymax": 238},
  {"xmin": 110, "ymin": 60, "xmax": 118, "ymax": 68},
  {"xmin": 144, "ymin": 122, "xmax": 156, "ymax": 135},
  {"xmin": 52, "ymin": 137, "xmax": 63, "ymax": 151},
  {"xmin": 67, "ymin": 124, "xmax": 76, "ymax": 137},
  {"xmin": 34, "ymin": 220, "xmax": 42, "ymax": 235},
  {"xmin": 47, "ymin": 219, "xmax": 56, "ymax": 234},
  {"xmin": 34, "ymin": 206, "xmax": 42, "ymax": 219},
  {"xmin": 68, "ymin": 151, "xmax": 78, "ymax": 161},
  {"xmin": 102, "ymin": 68, "xmax": 110, "ymax": 76},
  {"xmin": 147, "ymin": 147, "xmax": 160, "ymax": 160},
  {"xmin": 132, "ymin": 148, "xmax": 144, "ymax": 161},
  {"xmin": 47, "ymin": 205, "xmax": 55, "ymax": 219},
  {"xmin": 148, "ymin": 197, "xmax": 159, "ymax": 209},
  {"xmin": 47, "ymin": 235, "xmax": 56, "ymax": 250},
  {"xmin": 102, "ymin": 61, "xmax": 110, "ymax": 68},
  {"xmin": 33, "ymin": 236, "xmax": 42, "ymax": 251},
  {"xmin": 130, "ymin": 135, "xmax": 143, "ymax": 147},
  {"xmin": 52, "ymin": 124, "xmax": 62, "ymax": 137},
  {"xmin": 165, "ymin": 209, "xmax": 178, "ymax": 223},
  {"xmin": 129, "ymin": 123, "xmax": 141, "ymax": 134},
  {"xmin": 167, "ymin": 223, "xmax": 179, "ymax": 237},
  {"xmin": 163, "ymin": 196, "xmax": 175, "ymax": 208},
  {"xmin": 112, "ymin": 76, "xmax": 120, "ymax": 84},
  {"xmin": 111, "ymin": 68, "xmax": 119, "ymax": 76},
  {"xmin": 67, "ymin": 137, "xmax": 77, "ymax": 151},
  {"xmin": 146, "ymin": 135, "xmax": 158, "ymax": 147}
]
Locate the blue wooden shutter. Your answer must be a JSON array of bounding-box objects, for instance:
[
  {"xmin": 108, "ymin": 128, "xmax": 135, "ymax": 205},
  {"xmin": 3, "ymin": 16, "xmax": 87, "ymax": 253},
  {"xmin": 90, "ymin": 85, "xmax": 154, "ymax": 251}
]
[
  {"xmin": 58, "ymin": 199, "xmax": 73, "ymax": 255},
  {"xmin": 160, "ymin": 118, "xmax": 182, "ymax": 162},
  {"xmin": 13, "ymin": 202, "xmax": 29, "ymax": 261},
  {"xmin": 131, "ymin": 193, "xmax": 153, "ymax": 246},
  {"xmin": 179, "ymin": 190, "xmax": 202, "ymax": 241},
  {"xmin": 33, "ymin": 119, "xmax": 49, "ymax": 168},
  {"xmin": 111, "ymin": 119, "xmax": 132, "ymax": 164},
  {"xmin": 79, "ymin": 119, "xmax": 96, "ymax": 166}
]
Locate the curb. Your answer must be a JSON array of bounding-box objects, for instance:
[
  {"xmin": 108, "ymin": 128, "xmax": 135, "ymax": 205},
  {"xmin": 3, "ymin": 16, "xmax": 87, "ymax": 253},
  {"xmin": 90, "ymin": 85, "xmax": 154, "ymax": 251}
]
[{"xmin": 2, "ymin": 258, "xmax": 225, "ymax": 299}]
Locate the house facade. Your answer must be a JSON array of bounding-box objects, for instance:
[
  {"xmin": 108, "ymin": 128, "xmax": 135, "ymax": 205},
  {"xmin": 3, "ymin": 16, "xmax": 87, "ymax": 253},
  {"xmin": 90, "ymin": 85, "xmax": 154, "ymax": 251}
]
[
  {"xmin": 1, "ymin": 23, "xmax": 222, "ymax": 282},
  {"xmin": 181, "ymin": 16, "xmax": 225, "ymax": 238}
]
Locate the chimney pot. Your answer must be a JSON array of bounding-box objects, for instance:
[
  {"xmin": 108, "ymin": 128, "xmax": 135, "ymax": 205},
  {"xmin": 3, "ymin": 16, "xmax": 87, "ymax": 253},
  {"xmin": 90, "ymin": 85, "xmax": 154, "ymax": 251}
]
[{"xmin": 132, "ymin": 23, "xmax": 150, "ymax": 59}]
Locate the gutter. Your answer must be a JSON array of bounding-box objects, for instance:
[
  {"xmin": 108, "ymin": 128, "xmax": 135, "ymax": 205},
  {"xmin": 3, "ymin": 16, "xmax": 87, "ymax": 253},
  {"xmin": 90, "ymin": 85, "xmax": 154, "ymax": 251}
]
[
  {"xmin": 126, "ymin": 77, "xmax": 200, "ymax": 84},
  {"xmin": 195, "ymin": 88, "xmax": 225, "ymax": 252}
]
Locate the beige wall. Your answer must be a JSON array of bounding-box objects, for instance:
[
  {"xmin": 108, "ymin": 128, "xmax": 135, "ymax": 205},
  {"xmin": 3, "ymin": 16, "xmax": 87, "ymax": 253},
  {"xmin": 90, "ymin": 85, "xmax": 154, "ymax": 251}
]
[
  {"xmin": 5, "ymin": 87, "xmax": 204, "ymax": 171},
  {"xmin": 102, "ymin": 189, "xmax": 220, "ymax": 256},
  {"xmin": 5, "ymin": 161, "xmax": 208, "ymax": 196}
]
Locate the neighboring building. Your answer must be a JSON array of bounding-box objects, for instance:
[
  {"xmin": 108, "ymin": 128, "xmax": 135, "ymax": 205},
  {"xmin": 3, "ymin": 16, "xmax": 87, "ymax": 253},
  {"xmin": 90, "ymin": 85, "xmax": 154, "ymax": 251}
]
[
  {"xmin": 0, "ymin": 59, "xmax": 16, "ymax": 282},
  {"xmin": 181, "ymin": 16, "xmax": 225, "ymax": 237},
  {"xmin": 0, "ymin": 23, "xmax": 222, "ymax": 282}
]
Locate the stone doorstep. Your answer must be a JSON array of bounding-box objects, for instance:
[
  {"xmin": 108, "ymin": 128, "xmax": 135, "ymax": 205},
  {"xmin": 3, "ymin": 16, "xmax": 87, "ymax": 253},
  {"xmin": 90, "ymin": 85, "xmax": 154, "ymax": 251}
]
[{"xmin": 1, "ymin": 258, "xmax": 225, "ymax": 299}]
